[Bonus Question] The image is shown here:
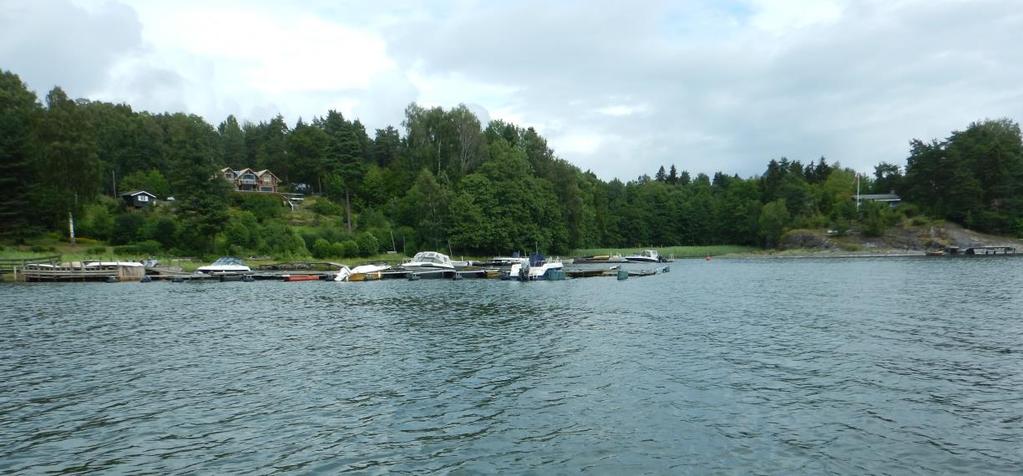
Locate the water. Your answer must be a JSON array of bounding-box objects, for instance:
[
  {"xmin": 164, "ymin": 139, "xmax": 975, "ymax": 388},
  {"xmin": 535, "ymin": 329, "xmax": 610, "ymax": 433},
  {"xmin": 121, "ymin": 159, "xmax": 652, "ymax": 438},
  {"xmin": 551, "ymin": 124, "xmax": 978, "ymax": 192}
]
[{"xmin": 1, "ymin": 257, "xmax": 1021, "ymax": 474}]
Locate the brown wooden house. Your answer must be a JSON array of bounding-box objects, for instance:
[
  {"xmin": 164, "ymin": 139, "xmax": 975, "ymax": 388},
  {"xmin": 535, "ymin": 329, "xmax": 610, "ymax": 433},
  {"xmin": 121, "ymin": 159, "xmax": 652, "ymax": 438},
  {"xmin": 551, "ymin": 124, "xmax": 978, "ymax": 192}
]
[{"xmin": 221, "ymin": 168, "xmax": 280, "ymax": 193}]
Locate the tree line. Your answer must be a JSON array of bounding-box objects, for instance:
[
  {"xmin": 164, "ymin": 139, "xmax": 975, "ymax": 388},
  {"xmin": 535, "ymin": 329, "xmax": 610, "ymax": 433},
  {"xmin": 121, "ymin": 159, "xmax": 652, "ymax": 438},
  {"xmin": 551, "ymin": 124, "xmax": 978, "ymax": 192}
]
[{"xmin": 1, "ymin": 69, "xmax": 1020, "ymax": 257}]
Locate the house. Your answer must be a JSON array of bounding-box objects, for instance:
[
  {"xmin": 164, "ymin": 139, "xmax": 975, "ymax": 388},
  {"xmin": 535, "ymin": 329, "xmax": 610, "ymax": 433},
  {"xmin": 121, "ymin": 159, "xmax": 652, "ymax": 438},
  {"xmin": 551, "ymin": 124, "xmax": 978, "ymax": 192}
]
[
  {"xmin": 121, "ymin": 190, "xmax": 157, "ymax": 208},
  {"xmin": 221, "ymin": 167, "xmax": 280, "ymax": 193},
  {"xmin": 855, "ymin": 193, "xmax": 901, "ymax": 208}
]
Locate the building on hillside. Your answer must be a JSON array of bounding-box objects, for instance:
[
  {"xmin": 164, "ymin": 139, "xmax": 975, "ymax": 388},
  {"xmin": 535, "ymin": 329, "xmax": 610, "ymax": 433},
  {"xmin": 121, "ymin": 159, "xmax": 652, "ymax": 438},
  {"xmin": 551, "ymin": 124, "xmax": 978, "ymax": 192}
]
[
  {"xmin": 855, "ymin": 193, "xmax": 901, "ymax": 208},
  {"xmin": 121, "ymin": 190, "xmax": 157, "ymax": 208},
  {"xmin": 221, "ymin": 168, "xmax": 280, "ymax": 193}
]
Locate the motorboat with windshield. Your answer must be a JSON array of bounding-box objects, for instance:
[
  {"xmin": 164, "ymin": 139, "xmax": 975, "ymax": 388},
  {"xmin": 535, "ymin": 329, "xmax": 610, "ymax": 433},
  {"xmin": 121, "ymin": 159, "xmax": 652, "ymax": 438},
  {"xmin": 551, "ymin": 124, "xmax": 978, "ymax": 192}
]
[
  {"xmin": 402, "ymin": 251, "xmax": 455, "ymax": 270},
  {"xmin": 196, "ymin": 257, "xmax": 251, "ymax": 274},
  {"xmin": 625, "ymin": 249, "xmax": 661, "ymax": 263}
]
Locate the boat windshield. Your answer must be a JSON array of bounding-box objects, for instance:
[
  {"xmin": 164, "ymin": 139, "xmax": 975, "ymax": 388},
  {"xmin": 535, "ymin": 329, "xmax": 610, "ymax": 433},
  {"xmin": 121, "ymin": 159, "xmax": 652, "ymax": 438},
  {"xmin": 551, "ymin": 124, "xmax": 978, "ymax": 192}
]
[
  {"xmin": 210, "ymin": 257, "xmax": 246, "ymax": 266},
  {"xmin": 411, "ymin": 252, "xmax": 450, "ymax": 265}
]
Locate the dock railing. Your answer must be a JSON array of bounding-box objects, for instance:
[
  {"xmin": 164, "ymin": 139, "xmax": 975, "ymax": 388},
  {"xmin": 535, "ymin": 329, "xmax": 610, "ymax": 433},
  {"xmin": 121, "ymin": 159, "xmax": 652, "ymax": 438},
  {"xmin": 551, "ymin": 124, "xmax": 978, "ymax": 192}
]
[{"xmin": 0, "ymin": 255, "xmax": 62, "ymax": 273}]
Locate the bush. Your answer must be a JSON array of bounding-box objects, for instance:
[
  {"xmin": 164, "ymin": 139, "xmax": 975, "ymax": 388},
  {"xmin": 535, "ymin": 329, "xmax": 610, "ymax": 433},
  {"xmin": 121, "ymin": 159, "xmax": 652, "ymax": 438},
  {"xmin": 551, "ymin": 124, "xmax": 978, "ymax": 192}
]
[
  {"xmin": 356, "ymin": 232, "xmax": 379, "ymax": 257},
  {"xmin": 339, "ymin": 240, "xmax": 359, "ymax": 258},
  {"xmin": 312, "ymin": 238, "xmax": 333, "ymax": 259},
  {"xmin": 30, "ymin": 245, "xmax": 56, "ymax": 253},
  {"xmin": 310, "ymin": 198, "xmax": 343, "ymax": 217},
  {"xmin": 113, "ymin": 240, "xmax": 162, "ymax": 255},
  {"xmin": 85, "ymin": 246, "xmax": 108, "ymax": 255},
  {"xmin": 233, "ymin": 193, "xmax": 283, "ymax": 221},
  {"xmin": 111, "ymin": 213, "xmax": 145, "ymax": 245}
]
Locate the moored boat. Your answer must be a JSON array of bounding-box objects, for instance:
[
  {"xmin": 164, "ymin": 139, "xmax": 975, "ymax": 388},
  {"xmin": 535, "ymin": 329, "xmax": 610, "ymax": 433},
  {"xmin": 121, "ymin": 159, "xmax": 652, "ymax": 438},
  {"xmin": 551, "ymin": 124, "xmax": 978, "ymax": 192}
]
[
  {"xmin": 22, "ymin": 261, "xmax": 146, "ymax": 282},
  {"xmin": 197, "ymin": 257, "xmax": 252, "ymax": 274},
  {"xmin": 401, "ymin": 251, "xmax": 455, "ymax": 270},
  {"xmin": 625, "ymin": 249, "xmax": 660, "ymax": 263},
  {"xmin": 335, "ymin": 264, "xmax": 391, "ymax": 282}
]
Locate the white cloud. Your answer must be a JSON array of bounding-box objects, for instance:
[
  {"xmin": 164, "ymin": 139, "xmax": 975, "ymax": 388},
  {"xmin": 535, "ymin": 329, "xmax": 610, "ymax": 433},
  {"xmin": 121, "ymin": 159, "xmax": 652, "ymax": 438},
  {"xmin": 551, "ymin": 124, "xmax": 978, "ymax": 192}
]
[{"xmin": 596, "ymin": 104, "xmax": 649, "ymax": 117}]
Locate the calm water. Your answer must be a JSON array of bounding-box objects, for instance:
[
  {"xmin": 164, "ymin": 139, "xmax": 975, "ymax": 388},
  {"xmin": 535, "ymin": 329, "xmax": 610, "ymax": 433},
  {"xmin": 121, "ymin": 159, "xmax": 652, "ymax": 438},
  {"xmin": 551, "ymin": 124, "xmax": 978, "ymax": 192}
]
[{"xmin": 1, "ymin": 258, "xmax": 1022, "ymax": 474}]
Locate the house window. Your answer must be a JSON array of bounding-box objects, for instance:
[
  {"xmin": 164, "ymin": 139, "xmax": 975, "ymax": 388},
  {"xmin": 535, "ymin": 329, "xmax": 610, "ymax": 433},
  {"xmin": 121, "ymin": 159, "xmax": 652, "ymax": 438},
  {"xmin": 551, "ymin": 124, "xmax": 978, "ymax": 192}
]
[{"xmin": 137, "ymin": 195, "xmax": 149, "ymax": 202}]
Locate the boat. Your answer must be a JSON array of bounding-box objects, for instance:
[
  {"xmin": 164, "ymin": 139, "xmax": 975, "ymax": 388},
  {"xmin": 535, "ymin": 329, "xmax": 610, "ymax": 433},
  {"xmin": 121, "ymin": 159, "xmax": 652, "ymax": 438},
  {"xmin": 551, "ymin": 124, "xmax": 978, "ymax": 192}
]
[
  {"xmin": 196, "ymin": 257, "xmax": 251, "ymax": 274},
  {"xmin": 401, "ymin": 251, "xmax": 455, "ymax": 270},
  {"xmin": 625, "ymin": 249, "xmax": 660, "ymax": 263},
  {"xmin": 925, "ymin": 250, "xmax": 945, "ymax": 257},
  {"xmin": 22, "ymin": 261, "xmax": 146, "ymax": 282},
  {"xmin": 509, "ymin": 253, "xmax": 565, "ymax": 281},
  {"xmin": 335, "ymin": 264, "xmax": 391, "ymax": 282},
  {"xmin": 284, "ymin": 274, "xmax": 321, "ymax": 282}
]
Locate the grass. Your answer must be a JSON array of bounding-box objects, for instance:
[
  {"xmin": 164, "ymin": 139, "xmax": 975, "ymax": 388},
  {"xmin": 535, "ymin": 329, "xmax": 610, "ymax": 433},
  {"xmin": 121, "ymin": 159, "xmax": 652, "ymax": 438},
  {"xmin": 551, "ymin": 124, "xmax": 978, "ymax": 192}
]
[{"xmin": 570, "ymin": 245, "xmax": 757, "ymax": 259}]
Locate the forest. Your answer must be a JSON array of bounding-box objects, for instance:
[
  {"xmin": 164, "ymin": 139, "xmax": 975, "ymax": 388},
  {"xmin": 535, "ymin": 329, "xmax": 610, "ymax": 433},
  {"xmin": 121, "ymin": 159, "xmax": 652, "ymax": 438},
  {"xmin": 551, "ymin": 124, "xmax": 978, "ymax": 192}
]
[{"xmin": 1, "ymin": 69, "xmax": 1022, "ymax": 259}]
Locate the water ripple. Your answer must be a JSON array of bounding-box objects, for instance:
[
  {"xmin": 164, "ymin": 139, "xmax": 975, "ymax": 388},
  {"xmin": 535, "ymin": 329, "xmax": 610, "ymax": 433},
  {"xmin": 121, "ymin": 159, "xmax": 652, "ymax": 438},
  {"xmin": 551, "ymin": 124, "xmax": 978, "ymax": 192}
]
[{"xmin": 2, "ymin": 258, "xmax": 1022, "ymax": 473}]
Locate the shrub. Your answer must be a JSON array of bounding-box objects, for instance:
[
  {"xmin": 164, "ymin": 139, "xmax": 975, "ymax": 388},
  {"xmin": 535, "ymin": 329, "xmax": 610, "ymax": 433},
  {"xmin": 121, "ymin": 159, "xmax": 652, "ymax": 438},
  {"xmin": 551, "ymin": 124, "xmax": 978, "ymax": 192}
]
[
  {"xmin": 310, "ymin": 198, "xmax": 343, "ymax": 217},
  {"xmin": 30, "ymin": 245, "xmax": 56, "ymax": 253},
  {"xmin": 113, "ymin": 240, "xmax": 161, "ymax": 256},
  {"xmin": 110, "ymin": 213, "xmax": 145, "ymax": 245},
  {"xmin": 234, "ymin": 193, "xmax": 283, "ymax": 221},
  {"xmin": 356, "ymin": 232, "xmax": 379, "ymax": 257},
  {"xmin": 85, "ymin": 246, "xmax": 108, "ymax": 255},
  {"xmin": 312, "ymin": 238, "xmax": 333, "ymax": 259},
  {"xmin": 339, "ymin": 240, "xmax": 359, "ymax": 258}
]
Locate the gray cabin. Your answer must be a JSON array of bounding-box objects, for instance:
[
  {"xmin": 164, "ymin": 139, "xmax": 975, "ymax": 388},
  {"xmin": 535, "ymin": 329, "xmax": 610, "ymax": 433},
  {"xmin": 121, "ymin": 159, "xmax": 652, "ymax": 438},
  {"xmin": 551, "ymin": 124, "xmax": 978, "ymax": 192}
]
[{"xmin": 121, "ymin": 190, "xmax": 157, "ymax": 208}]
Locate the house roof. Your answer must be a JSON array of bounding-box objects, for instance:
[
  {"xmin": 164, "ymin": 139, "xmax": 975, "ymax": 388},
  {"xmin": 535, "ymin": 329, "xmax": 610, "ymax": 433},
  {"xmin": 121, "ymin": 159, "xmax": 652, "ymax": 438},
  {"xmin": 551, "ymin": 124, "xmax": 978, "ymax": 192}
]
[
  {"xmin": 857, "ymin": 193, "xmax": 901, "ymax": 201},
  {"xmin": 121, "ymin": 190, "xmax": 157, "ymax": 198},
  {"xmin": 255, "ymin": 169, "xmax": 279, "ymax": 181}
]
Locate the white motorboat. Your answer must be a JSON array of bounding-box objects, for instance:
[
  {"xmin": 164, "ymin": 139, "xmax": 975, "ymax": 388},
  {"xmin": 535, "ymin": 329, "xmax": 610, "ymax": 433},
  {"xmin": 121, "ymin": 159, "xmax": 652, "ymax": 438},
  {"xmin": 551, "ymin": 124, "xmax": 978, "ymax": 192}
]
[
  {"xmin": 625, "ymin": 249, "xmax": 660, "ymax": 263},
  {"xmin": 197, "ymin": 257, "xmax": 251, "ymax": 274},
  {"xmin": 508, "ymin": 255, "xmax": 565, "ymax": 281},
  {"xmin": 402, "ymin": 251, "xmax": 455, "ymax": 270},
  {"xmin": 335, "ymin": 264, "xmax": 391, "ymax": 282}
]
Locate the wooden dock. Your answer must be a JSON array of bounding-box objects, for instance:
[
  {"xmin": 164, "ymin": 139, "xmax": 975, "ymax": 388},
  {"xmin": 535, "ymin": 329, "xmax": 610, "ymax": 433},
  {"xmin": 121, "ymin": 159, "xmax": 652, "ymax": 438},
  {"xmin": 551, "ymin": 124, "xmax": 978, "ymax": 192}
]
[{"xmin": 946, "ymin": 246, "xmax": 1016, "ymax": 256}]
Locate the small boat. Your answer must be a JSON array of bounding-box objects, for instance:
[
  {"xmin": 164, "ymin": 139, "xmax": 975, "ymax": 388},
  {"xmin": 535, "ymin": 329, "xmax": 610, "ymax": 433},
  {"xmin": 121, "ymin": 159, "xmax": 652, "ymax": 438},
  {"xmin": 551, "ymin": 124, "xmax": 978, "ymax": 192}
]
[
  {"xmin": 284, "ymin": 274, "xmax": 321, "ymax": 282},
  {"xmin": 197, "ymin": 257, "xmax": 251, "ymax": 274},
  {"xmin": 401, "ymin": 251, "xmax": 455, "ymax": 270},
  {"xmin": 925, "ymin": 250, "xmax": 945, "ymax": 257},
  {"xmin": 625, "ymin": 249, "xmax": 660, "ymax": 263},
  {"xmin": 22, "ymin": 261, "xmax": 146, "ymax": 282},
  {"xmin": 335, "ymin": 264, "xmax": 391, "ymax": 282},
  {"xmin": 509, "ymin": 253, "xmax": 565, "ymax": 281}
]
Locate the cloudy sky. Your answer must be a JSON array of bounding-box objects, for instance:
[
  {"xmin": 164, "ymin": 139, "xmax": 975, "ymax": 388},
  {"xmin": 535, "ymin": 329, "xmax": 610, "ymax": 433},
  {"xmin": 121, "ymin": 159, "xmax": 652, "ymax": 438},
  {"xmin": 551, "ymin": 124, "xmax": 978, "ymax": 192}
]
[{"xmin": 2, "ymin": 0, "xmax": 1021, "ymax": 180}]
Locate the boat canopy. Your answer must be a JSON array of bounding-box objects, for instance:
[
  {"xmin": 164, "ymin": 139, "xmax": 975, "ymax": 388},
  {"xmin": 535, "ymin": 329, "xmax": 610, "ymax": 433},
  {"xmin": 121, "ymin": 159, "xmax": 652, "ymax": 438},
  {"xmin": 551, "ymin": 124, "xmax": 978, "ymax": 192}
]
[{"xmin": 407, "ymin": 251, "xmax": 453, "ymax": 267}]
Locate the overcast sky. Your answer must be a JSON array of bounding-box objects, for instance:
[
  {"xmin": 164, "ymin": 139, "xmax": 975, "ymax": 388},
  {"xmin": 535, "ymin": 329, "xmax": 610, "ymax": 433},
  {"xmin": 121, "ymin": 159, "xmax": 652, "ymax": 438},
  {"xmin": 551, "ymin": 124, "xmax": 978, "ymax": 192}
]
[{"xmin": 2, "ymin": 0, "xmax": 1021, "ymax": 180}]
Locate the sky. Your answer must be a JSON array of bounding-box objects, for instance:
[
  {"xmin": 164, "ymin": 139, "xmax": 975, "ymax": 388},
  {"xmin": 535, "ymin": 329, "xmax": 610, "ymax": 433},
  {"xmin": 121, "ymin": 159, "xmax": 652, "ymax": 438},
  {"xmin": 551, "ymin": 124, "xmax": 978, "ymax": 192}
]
[{"xmin": 2, "ymin": 0, "xmax": 1021, "ymax": 181}]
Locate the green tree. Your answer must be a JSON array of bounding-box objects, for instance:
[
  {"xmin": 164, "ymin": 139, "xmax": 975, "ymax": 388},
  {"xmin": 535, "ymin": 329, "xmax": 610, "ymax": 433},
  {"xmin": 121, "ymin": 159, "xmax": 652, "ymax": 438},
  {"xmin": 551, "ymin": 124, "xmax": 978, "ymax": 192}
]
[
  {"xmin": 34, "ymin": 87, "xmax": 101, "ymax": 229},
  {"xmin": 218, "ymin": 115, "xmax": 247, "ymax": 169},
  {"xmin": 0, "ymin": 70, "xmax": 40, "ymax": 238},
  {"xmin": 758, "ymin": 199, "xmax": 790, "ymax": 248}
]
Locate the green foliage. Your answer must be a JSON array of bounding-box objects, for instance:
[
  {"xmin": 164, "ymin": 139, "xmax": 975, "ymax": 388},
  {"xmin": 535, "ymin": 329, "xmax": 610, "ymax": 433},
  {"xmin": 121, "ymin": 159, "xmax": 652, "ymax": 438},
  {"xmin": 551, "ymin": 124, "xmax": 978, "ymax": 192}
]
[
  {"xmin": 312, "ymin": 238, "xmax": 333, "ymax": 259},
  {"xmin": 114, "ymin": 239, "xmax": 162, "ymax": 255},
  {"xmin": 0, "ymin": 70, "xmax": 40, "ymax": 238},
  {"xmin": 309, "ymin": 198, "xmax": 343, "ymax": 217},
  {"xmin": 9, "ymin": 69, "xmax": 1023, "ymax": 258},
  {"xmin": 119, "ymin": 169, "xmax": 170, "ymax": 198},
  {"xmin": 78, "ymin": 200, "xmax": 116, "ymax": 240},
  {"xmin": 232, "ymin": 193, "xmax": 283, "ymax": 221},
  {"xmin": 339, "ymin": 240, "xmax": 359, "ymax": 258},
  {"xmin": 861, "ymin": 201, "xmax": 895, "ymax": 237},
  {"xmin": 758, "ymin": 199, "xmax": 790, "ymax": 248},
  {"xmin": 111, "ymin": 213, "xmax": 145, "ymax": 245},
  {"xmin": 903, "ymin": 119, "xmax": 1023, "ymax": 234},
  {"xmin": 355, "ymin": 232, "xmax": 379, "ymax": 257}
]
